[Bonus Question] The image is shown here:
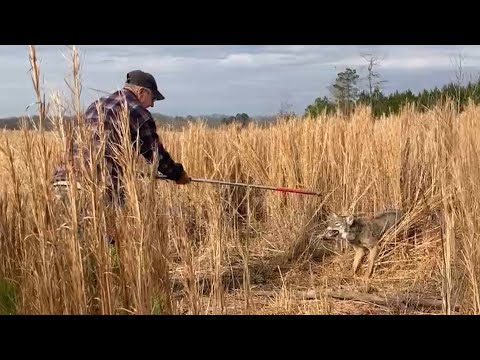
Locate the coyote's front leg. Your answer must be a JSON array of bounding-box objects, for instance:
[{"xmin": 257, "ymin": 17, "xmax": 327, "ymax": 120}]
[
  {"xmin": 366, "ymin": 244, "xmax": 380, "ymax": 278},
  {"xmin": 352, "ymin": 245, "xmax": 366, "ymax": 276}
]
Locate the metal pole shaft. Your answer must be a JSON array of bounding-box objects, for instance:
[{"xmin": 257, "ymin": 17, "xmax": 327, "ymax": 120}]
[{"xmin": 156, "ymin": 174, "xmax": 321, "ymax": 196}]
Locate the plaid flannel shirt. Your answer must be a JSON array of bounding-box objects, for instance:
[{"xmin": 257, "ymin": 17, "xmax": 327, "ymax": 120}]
[{"xmin": 52, "ymin": 88, "xmax": 183, "ymax": 187}]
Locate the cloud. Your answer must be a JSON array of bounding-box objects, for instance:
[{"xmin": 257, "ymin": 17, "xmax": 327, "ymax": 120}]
[
  {"xmin": 219, "ymin": 53, "xmax": 256, "ymax": 67},
  {"xmin": 326, "ymin": 46, "xmax": 480, "ymax": 71},
  {"xmin": 1, "ymin": 45, "xmax": 480, "ymax": 118}
]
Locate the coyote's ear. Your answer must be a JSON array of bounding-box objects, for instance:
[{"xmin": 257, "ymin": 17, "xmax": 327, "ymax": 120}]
[
  {"xmin": 331, "ymin": 213, "xmax": 338, "ymax": 219},
  {"xmin": 346, "ymin": 215, "xmax": 354, "ymax": 225}
]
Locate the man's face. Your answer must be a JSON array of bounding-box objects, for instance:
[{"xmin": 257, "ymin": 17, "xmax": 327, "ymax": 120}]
[{"xmin": 138, "ymin": 88, "xmax": 155, "ymax": 108}]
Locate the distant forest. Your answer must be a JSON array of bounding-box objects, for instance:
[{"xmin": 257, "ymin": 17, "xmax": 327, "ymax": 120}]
[
  {"xmin": 0, "ymin": 112, "xmax": 276, "ymax": 131},
  {"xmin": 304, "ymin": 57, "xmax": 480, "ymax": 118}
]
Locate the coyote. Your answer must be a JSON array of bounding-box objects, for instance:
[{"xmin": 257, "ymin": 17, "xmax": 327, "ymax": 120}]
[{"xmin": 323, "ymin": 209, "xmax": 404, "ymax": 278}]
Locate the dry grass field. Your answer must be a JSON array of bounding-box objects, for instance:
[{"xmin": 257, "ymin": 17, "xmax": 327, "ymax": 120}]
[{"xmin": 0, "ymin": 46, "xmax": 478, "ymax": 315}]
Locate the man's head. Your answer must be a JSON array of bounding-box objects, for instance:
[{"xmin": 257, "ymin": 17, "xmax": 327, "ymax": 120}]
[{"xmin": 125, "ymin": 70, "xmax": 165, "ymax": 108}]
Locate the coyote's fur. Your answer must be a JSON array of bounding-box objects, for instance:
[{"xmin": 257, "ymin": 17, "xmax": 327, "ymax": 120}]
[{"xmin": 323, "ymin": 209, "xmax": 404, "ymax": 278}]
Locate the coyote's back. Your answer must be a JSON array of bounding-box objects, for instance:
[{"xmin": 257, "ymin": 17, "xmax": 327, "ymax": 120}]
[{"xmin": 370, "ymin": 209, "xmax": 404, "ymax": 238}]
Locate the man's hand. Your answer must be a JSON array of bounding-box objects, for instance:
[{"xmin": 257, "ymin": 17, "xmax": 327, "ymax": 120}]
[{"xmin": 175, "ymin": 171, "xmax": 191, "ymax": 184}]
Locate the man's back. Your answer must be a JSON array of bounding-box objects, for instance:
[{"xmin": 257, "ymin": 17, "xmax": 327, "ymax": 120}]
[{"xmin": 84, "ymin": 88, "xmax": 156, "ymax": 153}]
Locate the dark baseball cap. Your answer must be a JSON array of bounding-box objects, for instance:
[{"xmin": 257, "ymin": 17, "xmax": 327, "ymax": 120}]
[{"xmin": 126, "ymin": 70, "xmax": 165, "ymax": 100}]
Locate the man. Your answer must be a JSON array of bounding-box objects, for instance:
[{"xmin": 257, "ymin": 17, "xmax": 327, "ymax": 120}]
[{"xmin": 52, "ymin": 70, "xmax": 190, "ymax": 241}]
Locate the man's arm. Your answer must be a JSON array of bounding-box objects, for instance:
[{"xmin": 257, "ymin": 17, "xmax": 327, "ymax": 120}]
[{"xmin": 133, "ymin": 107, "xmax": 185, "ymax": 180}]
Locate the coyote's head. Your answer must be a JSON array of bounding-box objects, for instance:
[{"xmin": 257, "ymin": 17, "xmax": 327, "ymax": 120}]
[{"xmin": 323, "ymin": 213, "xmax": 355, "ymax": 241}]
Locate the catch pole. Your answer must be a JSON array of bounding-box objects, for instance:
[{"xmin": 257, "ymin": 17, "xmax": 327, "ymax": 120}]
[{"xmin": 156, "ymin": 174, "xmax": 321, "ymax": 196}]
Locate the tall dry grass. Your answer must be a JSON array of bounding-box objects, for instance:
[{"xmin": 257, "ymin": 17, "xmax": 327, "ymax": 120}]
[{"xmin": 0, "ymin": 46, "xmax": 479, "ymax": 314}]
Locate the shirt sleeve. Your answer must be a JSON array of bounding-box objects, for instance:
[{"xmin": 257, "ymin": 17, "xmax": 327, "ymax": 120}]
[
  {"xmin": 130, "ymin": 106, "xmax": 184, "ymax": 180},
  {"xmin": 84, "ymin": 100, "xmax": 100, "ymax": 123}
]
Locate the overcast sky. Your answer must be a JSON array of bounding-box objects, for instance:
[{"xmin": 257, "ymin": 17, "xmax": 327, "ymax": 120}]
[{"xmin": 1, "ymin": 45, "xmax": 480, "ymax": 118}]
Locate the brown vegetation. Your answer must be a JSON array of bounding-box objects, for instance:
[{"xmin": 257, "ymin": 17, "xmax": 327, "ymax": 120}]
[{"xmin": 0, "ymin": 46, "xmax": 476, "ymax": 315}]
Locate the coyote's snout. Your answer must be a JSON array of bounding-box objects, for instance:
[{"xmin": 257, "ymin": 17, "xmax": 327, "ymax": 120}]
[{"xmin": 323, "ymin": 209, "xmax": 404, "ymax": 278}]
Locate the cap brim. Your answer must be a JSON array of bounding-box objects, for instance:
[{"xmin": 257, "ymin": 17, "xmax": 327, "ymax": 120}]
[{"xmin": 154, "ymin": 90, "xmax": 165, "ymax": 101}]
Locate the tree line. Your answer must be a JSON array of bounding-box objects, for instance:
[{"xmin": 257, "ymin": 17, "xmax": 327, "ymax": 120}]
[
  {"xmin": 0, "ymin": 112, "xmax": 273, "ymax": 131},
  {"xmin": 304, "ymin": 55, "xmax": 480, "ymax": 118}
]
